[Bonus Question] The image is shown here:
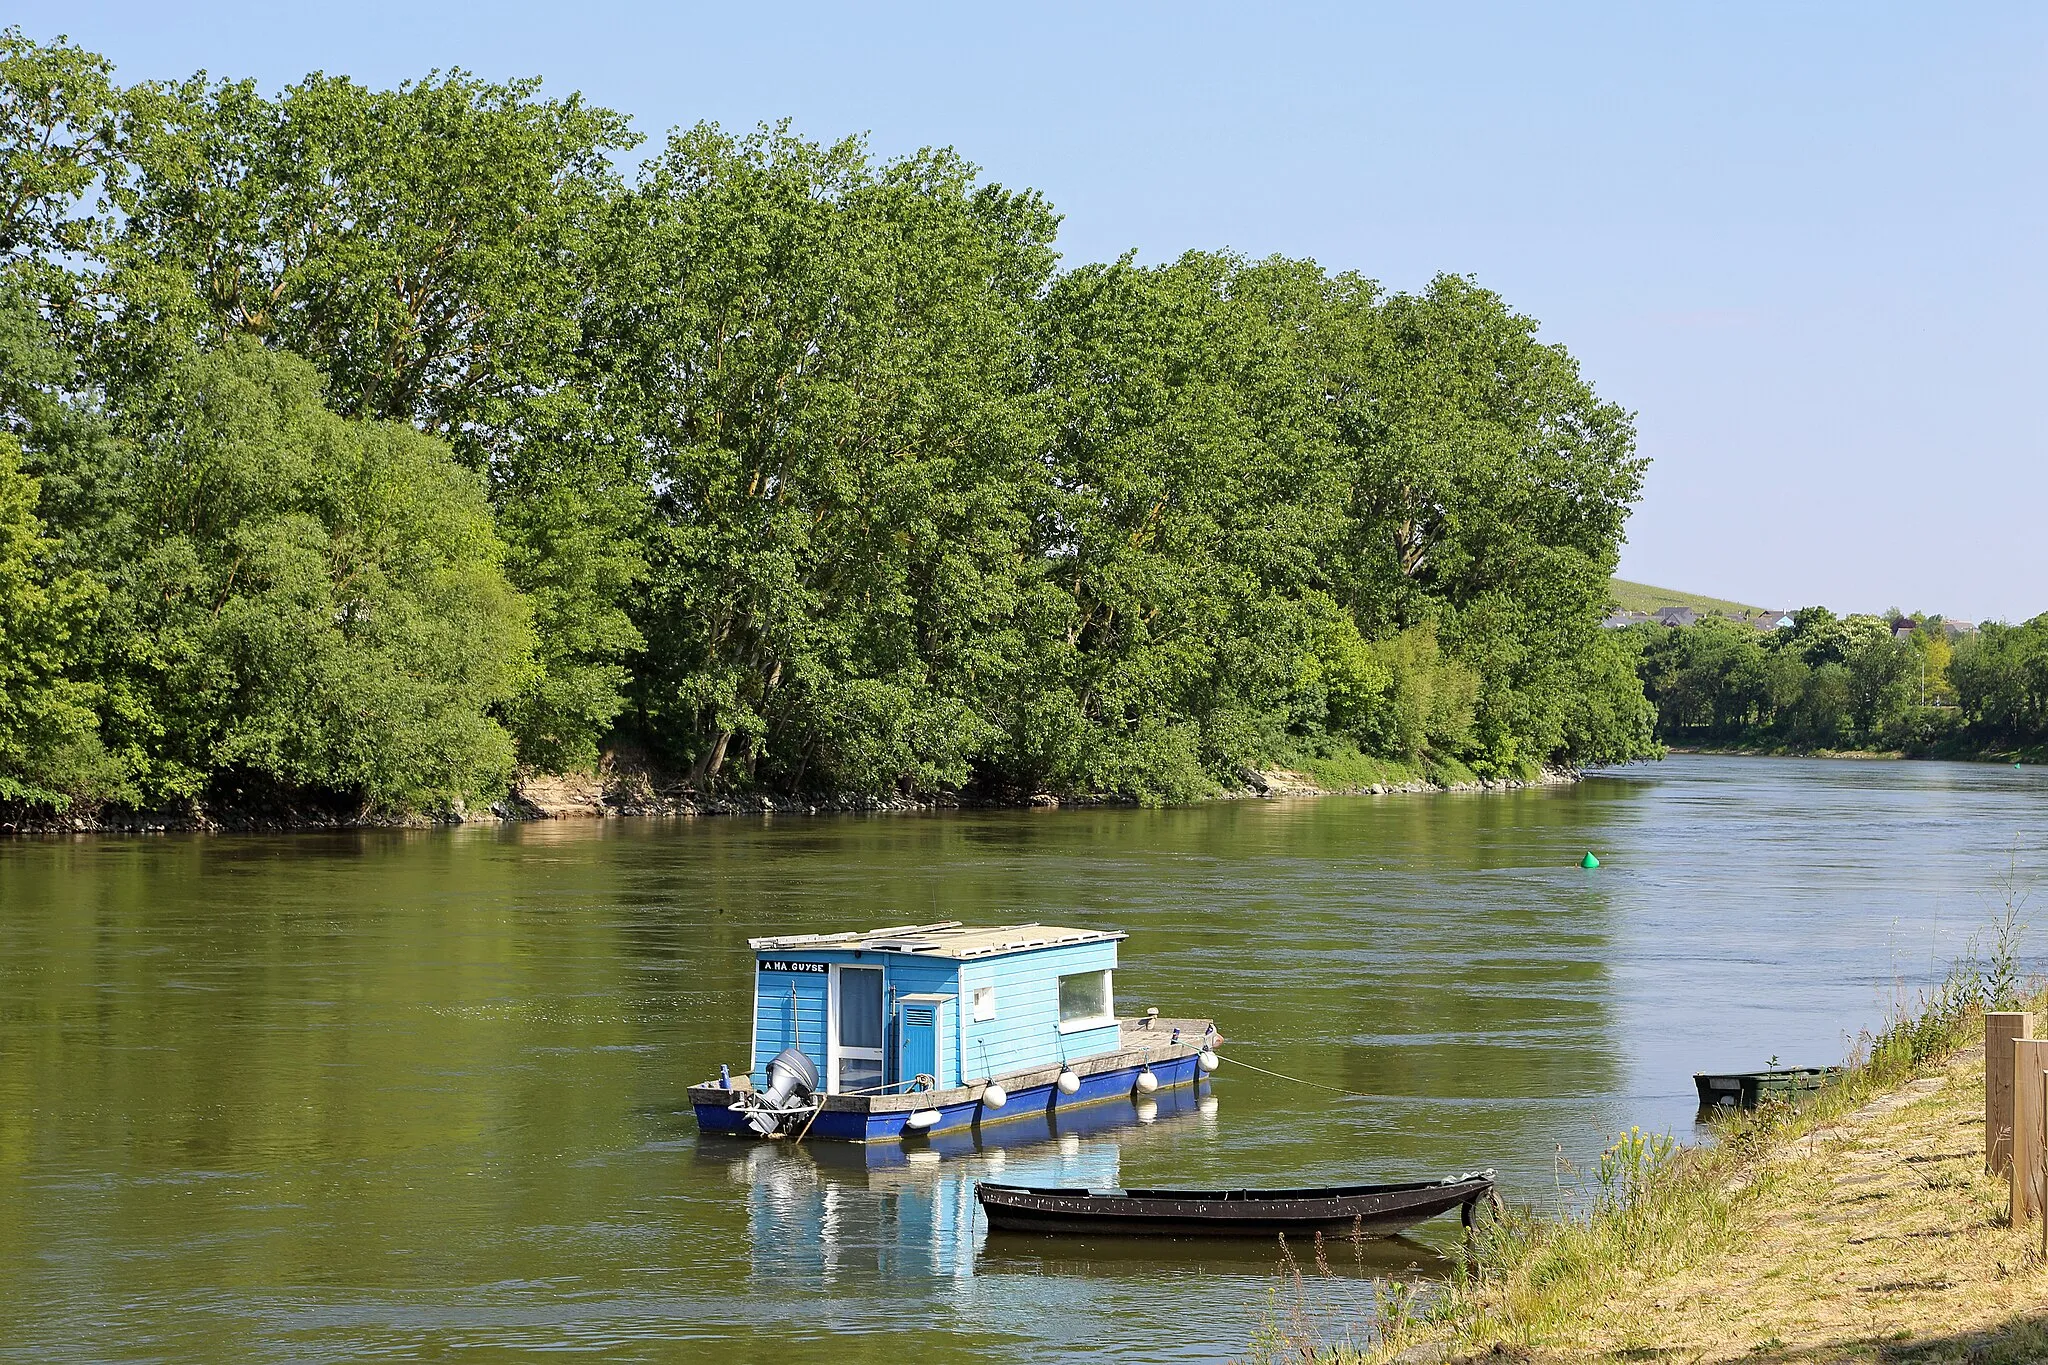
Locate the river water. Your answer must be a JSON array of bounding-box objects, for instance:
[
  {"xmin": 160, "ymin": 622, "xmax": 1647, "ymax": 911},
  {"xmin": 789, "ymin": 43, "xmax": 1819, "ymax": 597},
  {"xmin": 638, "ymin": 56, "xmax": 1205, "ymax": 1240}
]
[{"xmin": 3, "ymin": 755, "xmax": 2044, "ymax": 1362}]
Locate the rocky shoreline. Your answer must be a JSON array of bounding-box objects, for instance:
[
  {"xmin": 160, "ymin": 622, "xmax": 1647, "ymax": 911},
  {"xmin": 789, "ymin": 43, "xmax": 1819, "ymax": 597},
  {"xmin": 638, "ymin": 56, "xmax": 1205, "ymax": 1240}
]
[{"xmin": 1, "ymin": 762, "xmax": 1580, "ymax": 836}]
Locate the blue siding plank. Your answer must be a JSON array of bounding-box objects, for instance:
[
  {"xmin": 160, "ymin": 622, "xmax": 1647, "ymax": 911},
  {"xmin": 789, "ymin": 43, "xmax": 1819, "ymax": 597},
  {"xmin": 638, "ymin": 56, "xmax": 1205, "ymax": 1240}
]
[
  {"xmin": 955, "ymin": 940, "xmax": 1120, "ymax": 1080},
  {"xmin": 752, "ymin": 971, "xmax": 829, "ymax": 1085}
]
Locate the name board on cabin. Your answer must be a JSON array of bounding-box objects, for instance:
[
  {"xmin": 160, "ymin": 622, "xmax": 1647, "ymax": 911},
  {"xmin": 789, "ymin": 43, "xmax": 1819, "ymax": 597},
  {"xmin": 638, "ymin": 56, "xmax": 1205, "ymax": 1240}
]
[{"xmin": 757, "ymin": 959, "xmax": 829, "ymax": 974}]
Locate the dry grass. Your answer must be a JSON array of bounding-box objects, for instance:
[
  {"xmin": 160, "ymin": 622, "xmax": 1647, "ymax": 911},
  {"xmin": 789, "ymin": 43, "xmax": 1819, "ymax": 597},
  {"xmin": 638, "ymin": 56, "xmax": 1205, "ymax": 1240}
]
[{"xmin": 1534, "ymin": 1043, "xmax": 2048, "ymax": 1362}]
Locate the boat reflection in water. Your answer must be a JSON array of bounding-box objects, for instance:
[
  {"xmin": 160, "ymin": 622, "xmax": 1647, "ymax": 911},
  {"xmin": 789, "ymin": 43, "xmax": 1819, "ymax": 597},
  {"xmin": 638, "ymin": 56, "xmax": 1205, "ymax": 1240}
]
[
  {"xmin": 710, "ymin": 1083, "xmax": 1454, "ymax": 1290},
  {"xmin": 718, "ymin": 1083, "xmax": 1208, "ymax": 1285}
]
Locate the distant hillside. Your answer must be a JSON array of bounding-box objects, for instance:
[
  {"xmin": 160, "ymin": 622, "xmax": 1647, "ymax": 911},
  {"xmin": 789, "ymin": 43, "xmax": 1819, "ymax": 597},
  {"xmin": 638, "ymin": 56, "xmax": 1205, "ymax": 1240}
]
[{"xmin": 1608, "ymin": 578, "xmax": 1773, "ymax": 619}]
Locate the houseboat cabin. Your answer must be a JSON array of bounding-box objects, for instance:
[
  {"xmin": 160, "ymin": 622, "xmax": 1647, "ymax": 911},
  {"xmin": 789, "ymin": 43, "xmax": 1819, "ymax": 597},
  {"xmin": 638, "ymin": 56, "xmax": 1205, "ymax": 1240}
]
[
  {"xmin": 689, "ymin": 920, "xmax": 1219, "ymax": 1144},
  {"xmin": 753, "ymin": 921, "xmax": 1123, "ymax": 1094}
]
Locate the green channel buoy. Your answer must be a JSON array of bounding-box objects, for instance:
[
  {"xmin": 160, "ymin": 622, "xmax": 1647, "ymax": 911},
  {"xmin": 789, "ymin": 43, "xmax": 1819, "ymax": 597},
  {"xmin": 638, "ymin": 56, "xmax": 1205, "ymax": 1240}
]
[{"xmin": 1580, "ymin": 852, "xmax": 1600, "ymax": 869}]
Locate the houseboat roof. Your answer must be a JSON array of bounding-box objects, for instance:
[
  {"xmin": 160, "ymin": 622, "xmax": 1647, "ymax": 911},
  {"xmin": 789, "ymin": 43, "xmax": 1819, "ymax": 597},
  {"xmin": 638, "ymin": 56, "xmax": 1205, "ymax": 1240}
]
[{"xmin": 747, "ymin": 920, "xmax": 1124, "ymax": 961}]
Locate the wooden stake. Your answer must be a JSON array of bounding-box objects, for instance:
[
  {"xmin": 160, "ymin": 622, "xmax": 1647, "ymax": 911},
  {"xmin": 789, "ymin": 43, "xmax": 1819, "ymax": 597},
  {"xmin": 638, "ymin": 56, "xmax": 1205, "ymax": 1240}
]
[
  {"xmin": 2041, "ymin": 1070, "xmax": 2047, "ymax": 1261},
  {"xmin": 2012, "ymin": 1039, "xmax": 2048, "ymax": 1223},
  {"xmin": 1986, "ymin": 1012, "xmax": 2033, "ymax": 1174}
]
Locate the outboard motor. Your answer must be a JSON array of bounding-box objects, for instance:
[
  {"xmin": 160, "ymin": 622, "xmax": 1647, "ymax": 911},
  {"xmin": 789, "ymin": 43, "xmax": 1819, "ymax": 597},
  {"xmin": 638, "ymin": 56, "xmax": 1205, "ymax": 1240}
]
[{"xmin": 747, "ymin": 1046, "xmax": 820, "ymax": 1136}]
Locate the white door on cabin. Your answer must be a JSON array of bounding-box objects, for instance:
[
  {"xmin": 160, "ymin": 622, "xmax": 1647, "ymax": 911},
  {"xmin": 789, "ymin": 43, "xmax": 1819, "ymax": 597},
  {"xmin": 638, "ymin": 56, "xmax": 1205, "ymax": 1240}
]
[{"xmin": 832, "ymin": 966, "xmax": 885, "ymax": 1094}]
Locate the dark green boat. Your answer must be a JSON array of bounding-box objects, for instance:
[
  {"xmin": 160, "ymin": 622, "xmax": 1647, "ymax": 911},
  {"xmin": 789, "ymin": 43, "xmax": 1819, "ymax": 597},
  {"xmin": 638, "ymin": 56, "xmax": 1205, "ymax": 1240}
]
[{"xmin": 1694, "ymin": 1067, "xmax": 1844, "ymax": 1110}]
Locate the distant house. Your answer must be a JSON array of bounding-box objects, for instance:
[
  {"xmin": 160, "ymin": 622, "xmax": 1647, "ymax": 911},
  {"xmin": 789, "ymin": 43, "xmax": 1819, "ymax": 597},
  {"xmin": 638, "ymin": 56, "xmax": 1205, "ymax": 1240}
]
[
  {"xmin": 1653, "ymin": 606, "xmax": 1697, "ymax": 627},
  {"xmin": 1601, "ymin": 609, "xmax": 1651, "ymax": 629},
  {"xmin": 1892, "ymin": 619, "xmax": 1919, "ymax": 641},
  {"xmin": 1773, "ymin": 615, "xmax": 1795, "ymax": 630},
  {"xmin": 1944, "ymin": 620, "xmax": 1978, "ymax": 639}
]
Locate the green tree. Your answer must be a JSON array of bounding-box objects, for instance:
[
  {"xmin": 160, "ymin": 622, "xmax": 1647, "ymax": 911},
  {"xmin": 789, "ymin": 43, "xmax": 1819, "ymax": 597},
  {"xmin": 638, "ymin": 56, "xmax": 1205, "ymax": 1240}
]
[
  {"xmin": 1022, "ymin": 251, "xmax": 1343, "ymax": 798},
  {"xmin": 1846, "ymin": 631, "xmax": 1914, "ymax": 739},
  {"xmin": 106, "ymin": 67, "xmax": 642, "ymax": 768},
  {"xmin": 0, "ymin": 27, "xmax": 119, "ymax": 265},
  {"xmin": 0, "ymin": 433, "xmax": 110, "ymax": 807},
  {"xmin": 1559, "ymin": 624, "xmax": 1659, "ymax": 766},
  {"xmin": 602, "ymin": 123, "xmax": 1058, "ymax": 795},
  {"xmin": 0, "ymin": 29, "xmax": 1667, "ymax": 809},
  {"xmin": 1325, "ymin": 276, "xmax": 1646, "ymax": 775},
  {"xmin": 1952, "ymin": 619, "xmax": 2048, "ymax": 745},
  {"xmin": 1367, "ymin": 622, "xmax": 1480, "ymax": 768},
  {"xmin": 1792, "ymin": 661, "xmax": 1855, "ymax": 746},
  {"xmin": 1908, "ymin": 619, "xmax": 1953, "ymax": 705},
  {"xmin": 96, "ymin": 341, "xmax": 535, "ymax": 811},
  {"xmin": 1635, "ymin": 615, "xmax": 1775, "ymax": 739}
]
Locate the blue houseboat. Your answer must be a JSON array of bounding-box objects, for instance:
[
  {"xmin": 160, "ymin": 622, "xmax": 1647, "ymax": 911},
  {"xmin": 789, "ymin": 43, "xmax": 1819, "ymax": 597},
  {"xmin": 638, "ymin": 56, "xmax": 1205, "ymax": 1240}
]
[{"xmin": 689, "ymin": 921, "xmax": 1220, "ymax": 1143}]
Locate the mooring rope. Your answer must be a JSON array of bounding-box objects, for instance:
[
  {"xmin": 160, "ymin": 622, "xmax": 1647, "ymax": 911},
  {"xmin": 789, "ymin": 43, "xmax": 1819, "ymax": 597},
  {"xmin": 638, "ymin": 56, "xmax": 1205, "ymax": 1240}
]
[
  {"xmin": 775, "ymin": 1049, "xmax": 1397, "ymax": 1144},
  {"xmin": 790, "ymin": 1096, "xmax": 826, "ymax": 1144},
  {"xmin": 1216, "ymin": 1052, "xmax": 1398, "ymax": 1101}
]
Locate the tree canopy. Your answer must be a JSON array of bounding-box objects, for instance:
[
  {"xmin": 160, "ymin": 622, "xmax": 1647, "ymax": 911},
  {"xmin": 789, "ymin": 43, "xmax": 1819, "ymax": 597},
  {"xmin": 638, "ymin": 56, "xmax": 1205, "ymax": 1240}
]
[
  {"xmin": 1631, "ymin": 606, "xmax": 2048, "ymax": 758},
  {"xmin": 0, "ymin": 29, "xmax": 1661, "ymax": 818}
]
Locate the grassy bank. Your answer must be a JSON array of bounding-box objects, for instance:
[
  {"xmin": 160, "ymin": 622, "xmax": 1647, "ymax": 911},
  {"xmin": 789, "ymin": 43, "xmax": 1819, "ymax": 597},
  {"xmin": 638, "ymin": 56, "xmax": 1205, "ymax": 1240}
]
[
  {"xmin": 1266, "ymin": 741, "xmax": 1505, "ymax": 795},
  {"xmin": 1263, "ymin": 967, "xmax": 2048, "ymax": 1363}
]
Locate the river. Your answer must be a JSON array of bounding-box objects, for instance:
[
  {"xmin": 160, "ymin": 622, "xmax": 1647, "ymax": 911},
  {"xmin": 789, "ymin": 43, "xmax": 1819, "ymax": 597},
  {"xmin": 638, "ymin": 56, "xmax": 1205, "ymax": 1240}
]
[{"xmin": 3, "ymin": 755, "xmax": 2044, "ymax": 1362}]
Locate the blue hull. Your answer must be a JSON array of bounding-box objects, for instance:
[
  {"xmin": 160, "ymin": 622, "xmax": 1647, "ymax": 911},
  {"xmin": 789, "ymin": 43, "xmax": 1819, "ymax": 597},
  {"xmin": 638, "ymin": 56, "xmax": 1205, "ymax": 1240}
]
[{"xmin": 693, "ymin": 1051, "xmax": 1203, "ymax": 1144}]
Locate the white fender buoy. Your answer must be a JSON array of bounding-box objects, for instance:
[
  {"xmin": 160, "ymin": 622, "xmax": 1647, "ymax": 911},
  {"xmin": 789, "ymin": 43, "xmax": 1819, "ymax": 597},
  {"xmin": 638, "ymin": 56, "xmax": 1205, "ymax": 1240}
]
[
  {"xmin": 1198, "ymin": 1048, "xmax": 1219, "ymax": 1073},
  {"xmin": 1056, "ymin": 1068, "xmax": 1081, "ymax": 1095},
  {"xmin": 906, "ymin": 1109, "xmax": 942, "ymax": 1130},
  {"xmin": 1135, "ymin": 1068, "xmax": 1159, "ymax": 1094},
  {"xmin": 981, "ymin": 1083, "xmax": 1008, "ymax": 1110}
]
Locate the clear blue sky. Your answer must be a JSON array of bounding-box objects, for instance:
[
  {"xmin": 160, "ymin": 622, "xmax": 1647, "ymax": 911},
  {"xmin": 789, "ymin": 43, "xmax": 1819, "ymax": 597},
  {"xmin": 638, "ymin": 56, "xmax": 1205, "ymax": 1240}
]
[{"xmin": 20, "ymin": 2, "xmax": 2048, "ymax": 622}]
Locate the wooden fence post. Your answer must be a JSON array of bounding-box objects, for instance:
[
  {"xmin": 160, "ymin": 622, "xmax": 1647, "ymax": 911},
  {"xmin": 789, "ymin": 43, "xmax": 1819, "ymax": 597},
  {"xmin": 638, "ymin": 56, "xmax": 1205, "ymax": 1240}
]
[
  {"xmin": 2012, "ymin": 1039, "xmax": 2048, "ymax": 1223},
  {"xmin": 1986, "ymin": 1012, "xmax": 2033, "ymax": 1174}
]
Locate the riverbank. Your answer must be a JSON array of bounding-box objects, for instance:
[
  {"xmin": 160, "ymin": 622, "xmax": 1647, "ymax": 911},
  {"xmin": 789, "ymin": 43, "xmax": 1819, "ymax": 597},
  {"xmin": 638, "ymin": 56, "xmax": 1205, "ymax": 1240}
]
[
  {"xmin": 0, "ymin": 757, "xmax": 1579, "ymax": 835},
  {"xmin": 1667, "ymin": 744, "xmax": 1907, "ymax": 760},
  {"xmin": 1666, "ymin": 743, "xmax": 2046, "ymax": 765},
  {"xmin": 1325, "ymin": 1000, "xmax": 2048, "ymax": 1364}
]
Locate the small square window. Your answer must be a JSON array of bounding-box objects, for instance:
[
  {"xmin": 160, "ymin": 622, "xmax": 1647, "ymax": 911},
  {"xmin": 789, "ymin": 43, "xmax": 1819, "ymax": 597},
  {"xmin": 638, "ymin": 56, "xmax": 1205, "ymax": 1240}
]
[
  {"xmin": 972, "ymin": 986, "xmax": 996, "ymax": 1021},
  {"xmin": 1057, "ymin": 970, "xmax": 1113, "ymax": 1025}
]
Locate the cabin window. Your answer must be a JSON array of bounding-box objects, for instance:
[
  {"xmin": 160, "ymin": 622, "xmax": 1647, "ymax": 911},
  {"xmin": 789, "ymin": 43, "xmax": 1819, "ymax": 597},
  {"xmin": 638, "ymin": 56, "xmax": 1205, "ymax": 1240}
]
[
  {"xmin": 972, "ymin": 986, "xmax": 996, "ymax": 1021},
  {"xmin": 1057, "ymin": 969, "xmax": 1114, "ymax": 1028}
]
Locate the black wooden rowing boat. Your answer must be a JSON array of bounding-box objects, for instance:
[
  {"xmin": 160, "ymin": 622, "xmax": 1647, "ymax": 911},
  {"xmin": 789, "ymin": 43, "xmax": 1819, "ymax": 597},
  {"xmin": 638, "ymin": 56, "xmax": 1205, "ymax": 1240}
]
[{"xmin": 974, "ymin": 1172, "xmax": 1496, "ymax": 1238}]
